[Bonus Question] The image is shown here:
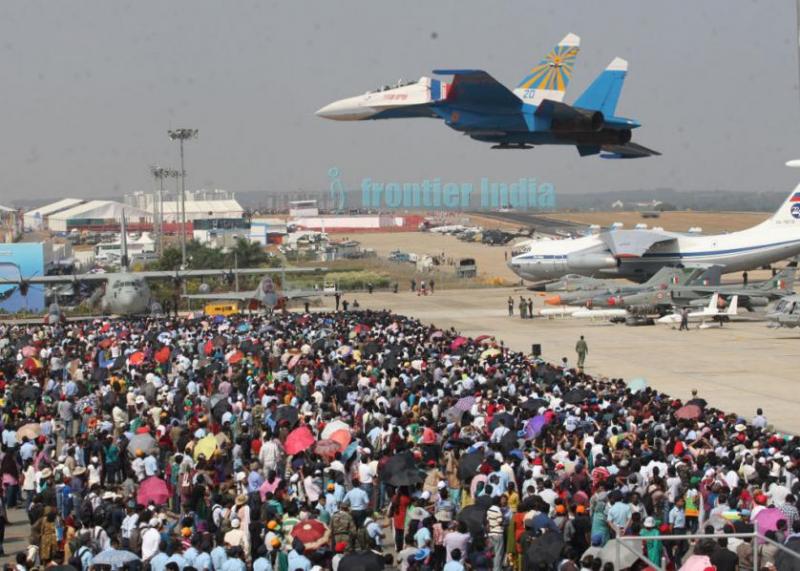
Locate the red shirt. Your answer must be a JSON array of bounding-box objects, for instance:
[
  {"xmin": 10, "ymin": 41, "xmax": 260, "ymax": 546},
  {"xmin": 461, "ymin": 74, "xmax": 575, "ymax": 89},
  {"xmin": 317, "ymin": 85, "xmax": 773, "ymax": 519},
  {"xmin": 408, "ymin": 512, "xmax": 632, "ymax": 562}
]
[{"xmin": 392, "ymin": 494, "xmax": 411, "ymax": 529}]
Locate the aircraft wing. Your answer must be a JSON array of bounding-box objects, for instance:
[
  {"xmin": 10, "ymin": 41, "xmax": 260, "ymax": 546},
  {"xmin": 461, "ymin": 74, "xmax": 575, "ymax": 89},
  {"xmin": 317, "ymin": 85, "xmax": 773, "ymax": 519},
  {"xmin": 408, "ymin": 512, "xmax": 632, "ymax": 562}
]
[
  {"xmin": 133, "ymin": 267, "xmax": 328, "ymax": 279},
  {"xmin": 182, "ymin": 291, "xmax": 258, "ymax": 302},
  {"xmin": 433, "ymin": 69, "xmax": 521, "ymax": 109},
  {"xmin": 600, "ymin": 229, "xmax": 676, "ymax": 258},
  {"xmin": 0, "ymin": 266, "xmax": 329, "ymax": 286},
  {"xmin": 282, "ymin": 288, "xmax": 336, "ymax": 300},
  {"xmin": 600, "ymin": 142, "xmax": 661, "ymax": 159}
]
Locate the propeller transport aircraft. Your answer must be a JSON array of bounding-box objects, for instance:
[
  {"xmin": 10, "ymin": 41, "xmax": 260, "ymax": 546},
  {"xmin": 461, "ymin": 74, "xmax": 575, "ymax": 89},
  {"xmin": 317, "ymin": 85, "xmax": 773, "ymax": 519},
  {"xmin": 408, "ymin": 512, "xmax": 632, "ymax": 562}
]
[{"xmin": 0, "ymin": 215, "xmax": 332, "ymax": 317}]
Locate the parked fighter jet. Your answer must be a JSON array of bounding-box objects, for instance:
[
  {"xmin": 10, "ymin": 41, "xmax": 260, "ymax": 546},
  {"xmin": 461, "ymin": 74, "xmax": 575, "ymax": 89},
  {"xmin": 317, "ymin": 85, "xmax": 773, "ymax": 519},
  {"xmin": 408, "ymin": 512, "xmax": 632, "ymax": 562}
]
[
  {"xmin": 656, "ymin": 294, "xmax": 739, "ymax": 329},
  {"xmin": 599, "ymin": 266, "xmax": 796, "ymax": 312},
  {"xmin": 767, "ymin": 295, "xmax": 800, "ymax": 327},
  {"xmin": 317, "ymin": 34, "xmax": 658, "ymax": 158},
  {"xmin": 531, "ymin": 274, "xmax": 620, "ymax": 293},
  {"xmin": 543, "ymin": 267, "xmax": 701, "ymax": 307}
]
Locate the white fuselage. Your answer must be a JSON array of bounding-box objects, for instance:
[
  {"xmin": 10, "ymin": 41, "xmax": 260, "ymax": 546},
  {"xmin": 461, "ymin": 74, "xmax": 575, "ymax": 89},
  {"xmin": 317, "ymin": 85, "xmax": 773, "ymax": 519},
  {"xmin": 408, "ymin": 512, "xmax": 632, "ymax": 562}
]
[{"xmin": 509, "ymin": 215, "xmax": 800, "ymax": 282}]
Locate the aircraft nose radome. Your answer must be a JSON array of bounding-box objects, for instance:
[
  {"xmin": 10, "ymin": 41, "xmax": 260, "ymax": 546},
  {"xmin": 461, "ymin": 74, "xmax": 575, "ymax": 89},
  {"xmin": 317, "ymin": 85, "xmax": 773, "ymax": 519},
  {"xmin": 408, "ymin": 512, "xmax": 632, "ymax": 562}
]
[
  {"xmin": 544, "ymin": 295, "xmax": 561, "ymax": 306},
  {"xmin": 315, "ymin": 96, "xmax": 372, "ymax": 120}
]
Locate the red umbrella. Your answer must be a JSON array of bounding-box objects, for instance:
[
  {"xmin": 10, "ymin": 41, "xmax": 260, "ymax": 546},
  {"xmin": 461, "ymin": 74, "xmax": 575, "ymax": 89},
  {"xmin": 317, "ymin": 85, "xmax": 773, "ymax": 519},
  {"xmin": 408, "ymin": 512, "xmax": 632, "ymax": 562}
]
[
  {"xmin": 228, "ymin": 351, "xmax": 244, "ymax": 364},
  {"xmin": 154, "ymin": 346, "xmax": 170, "ymax": 364},
  {"xmin": 313, "ymin": 439, "xmax": 342, "ymax": 459},
  {"xmin": 98, "ymin": 338, "xmax": 114, "ymax": 349},
  {"xmin": 328, "ymin": 429, "xmax": 351, "ymax": 450},
  {"xmin": 21, "ymin": 346, "xmax": 37, "ymax": 358},
  {"xmin": 129, "ymin": 351, "xmax": 145, "ymax": 366},
  {"xmin": 291, "ymin": 519, "xmax": 330, "ymax": 550},
  {"xmin": 475, "ymin": 335, "xmax": 494, "ymax": 345},
  {"xmin": 285, "ymin": 426, "xmax": 315, "ymax": 456},
  {"xmin": 674, "ymin": 404, "xmax": 702, "ymax": 420},
  {"xmin": 137, "ymin": 476, "xmax": 170, "ymax": 506},
  {"xmin": 22, "ymin": 357, "xmax": 42, "ymax": 374},
  {"xmin": 204, "ymin": 340, "xmax": 214, "ymax": 356},
  {"xmin": 354, "ymin": 323, "xmax": 371, "ymax": 334},
  {"xmin": 450, "ymin": 337, "xmax": 467, "ymax": 351}
]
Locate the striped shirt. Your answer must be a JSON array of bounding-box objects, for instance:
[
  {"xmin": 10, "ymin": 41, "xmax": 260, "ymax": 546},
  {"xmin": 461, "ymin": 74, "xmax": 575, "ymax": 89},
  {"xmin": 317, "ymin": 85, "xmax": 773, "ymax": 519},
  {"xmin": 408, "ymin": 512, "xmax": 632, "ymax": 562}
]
[{"xmin": 486, "ymin": 505, "xmax": 504, "ymax": 536}]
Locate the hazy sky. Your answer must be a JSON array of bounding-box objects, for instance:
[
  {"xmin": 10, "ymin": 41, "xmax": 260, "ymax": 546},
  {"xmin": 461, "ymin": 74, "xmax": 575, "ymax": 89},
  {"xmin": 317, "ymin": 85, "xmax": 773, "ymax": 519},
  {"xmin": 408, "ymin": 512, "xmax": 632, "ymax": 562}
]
[{"xmin": 2, "ymin": 0, "xmax": 800, "ymax": 204}]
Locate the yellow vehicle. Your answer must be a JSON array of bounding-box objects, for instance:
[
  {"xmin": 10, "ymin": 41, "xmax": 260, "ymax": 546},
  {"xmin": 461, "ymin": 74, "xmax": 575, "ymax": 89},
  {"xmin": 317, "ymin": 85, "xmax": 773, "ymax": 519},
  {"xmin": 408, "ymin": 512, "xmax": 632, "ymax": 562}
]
[{"xmin": 204, "ymin": 301, "xmax": 240, "ymax": 317}]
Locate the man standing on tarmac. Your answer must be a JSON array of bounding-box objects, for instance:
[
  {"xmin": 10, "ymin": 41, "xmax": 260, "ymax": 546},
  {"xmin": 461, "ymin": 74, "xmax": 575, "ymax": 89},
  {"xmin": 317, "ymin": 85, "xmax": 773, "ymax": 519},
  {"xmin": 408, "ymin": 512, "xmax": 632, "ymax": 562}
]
[{"xmin": 575, "ymin": 336, "xmax": 588, "ymax": 371}]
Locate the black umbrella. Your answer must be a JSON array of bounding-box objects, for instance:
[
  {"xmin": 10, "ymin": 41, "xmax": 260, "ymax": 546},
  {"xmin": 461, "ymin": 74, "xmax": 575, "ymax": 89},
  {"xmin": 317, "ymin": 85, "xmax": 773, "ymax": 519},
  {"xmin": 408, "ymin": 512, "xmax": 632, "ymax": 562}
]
[
  {"xmin": 520, "ymin": 398, "xmax": 548, "ymax": 412},
  {"xmin": 274, "ymin": 405, "xmax": 299, "ymax": 427},
  {"xmin": 19, "ymin": 384, "xmax": 40, "ymax": 401},
  {"xmin": 563, "ymin": 389, "xmax": 591, "ymax": 405},
  {"xmin": 524, "ymin": 530, "xmax": 564, "ymax": 570},
  {"xmin": 362, "ymin": 341, "xmax": 381, "ymax": 357},
  {"xmin": 457, "ymin": 503, "xmax": 488, "ymax": 536},
  {"xmin": 687, "ymin": 398, "xmax": 708, "ymax": 408},
  {"xmin": 499, "ymin": 430, "xmax": 519, "ymax": 454},
  {"xmin": 380, "ymin": 451, "xmax": 416, "ymax": 478},
  {"xmin": 457, "ymin": 451, "xmax": 484, "ymax": 481},
  {"xmin": 210, "ymin": 394, "xmax": 231, "ymax": 420},
  {"xmin": 489, "ymin": 411, "xmax": 516, "ymax": 431},
  {"xmin": 338, "ymin": 551, "xmax": 385, "ymax": 571},
  {"xmin": 386, "ymin": 467, "xmax": 425, "ymax": 487}
]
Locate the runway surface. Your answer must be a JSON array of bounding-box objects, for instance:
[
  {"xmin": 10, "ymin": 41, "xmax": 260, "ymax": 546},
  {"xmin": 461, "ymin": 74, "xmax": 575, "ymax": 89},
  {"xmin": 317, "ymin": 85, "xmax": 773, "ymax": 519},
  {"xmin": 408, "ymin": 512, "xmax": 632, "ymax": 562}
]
[{"xmin": 320, "ymin": 287, "xmax": 800, "ymax": 433}]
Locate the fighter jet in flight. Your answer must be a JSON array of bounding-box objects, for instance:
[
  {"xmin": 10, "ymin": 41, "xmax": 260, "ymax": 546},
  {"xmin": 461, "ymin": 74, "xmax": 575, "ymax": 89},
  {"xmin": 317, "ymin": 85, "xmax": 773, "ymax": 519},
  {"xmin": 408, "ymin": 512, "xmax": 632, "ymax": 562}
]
[{"xmin": 317, "ymin": 34, "xmax": 658, "ymax": 158}]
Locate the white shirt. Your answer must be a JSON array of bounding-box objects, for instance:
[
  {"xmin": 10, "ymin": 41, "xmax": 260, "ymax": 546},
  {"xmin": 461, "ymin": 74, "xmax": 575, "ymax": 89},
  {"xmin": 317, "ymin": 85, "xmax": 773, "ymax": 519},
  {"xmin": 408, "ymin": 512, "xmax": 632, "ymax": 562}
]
[
  {"xmin": 141, "ymin": 527, "xmax": 161, "ymax": 560},
  {"xmin": 357, "ymin": 462, "xmax": 375, "ymax": 485}
]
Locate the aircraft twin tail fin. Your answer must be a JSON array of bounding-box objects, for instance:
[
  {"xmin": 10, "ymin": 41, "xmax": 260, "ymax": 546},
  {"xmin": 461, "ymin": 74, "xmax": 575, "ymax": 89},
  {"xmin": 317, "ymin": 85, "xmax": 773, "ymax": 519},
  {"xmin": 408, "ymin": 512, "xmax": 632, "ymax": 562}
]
[
  {"xmin": 726, "ymin": 295, "xmax": 739, "ymax": 316},
  {"xmin": 705, "ymin": 293, "xmax": 719, "ymax": 313},
  {"xmin": 514, "ymin": 33, "xmax": 580, "ymax": 106},
  {"xmin": 574, "ymin": 57, "xmax": 628, "ymax": 117}
]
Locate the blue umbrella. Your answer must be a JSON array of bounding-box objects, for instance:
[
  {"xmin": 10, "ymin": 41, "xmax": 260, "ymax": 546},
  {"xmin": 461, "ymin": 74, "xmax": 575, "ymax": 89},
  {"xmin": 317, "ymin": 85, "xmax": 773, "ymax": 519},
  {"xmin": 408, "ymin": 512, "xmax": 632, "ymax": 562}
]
[
  {"xmin": 342, "ymin": 441, "xmax": 359, "ymax": 460},
  {"xmin": 92, "ymin": 548, "xmax": 140, "ymax": 569}
]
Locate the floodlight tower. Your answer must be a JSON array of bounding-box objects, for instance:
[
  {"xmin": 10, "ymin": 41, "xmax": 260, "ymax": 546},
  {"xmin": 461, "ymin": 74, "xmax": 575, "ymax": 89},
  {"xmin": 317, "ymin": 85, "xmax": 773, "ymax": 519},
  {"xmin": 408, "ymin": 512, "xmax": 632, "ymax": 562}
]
[{"xmin": 167, "ymin": 128, "xmax": 198, "ymax": 269}]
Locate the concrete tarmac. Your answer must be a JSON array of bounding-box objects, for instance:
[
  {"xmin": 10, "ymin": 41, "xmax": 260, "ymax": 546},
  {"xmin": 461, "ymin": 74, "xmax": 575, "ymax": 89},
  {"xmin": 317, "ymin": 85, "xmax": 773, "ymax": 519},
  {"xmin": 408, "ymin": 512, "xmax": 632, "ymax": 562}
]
[{"xmin": 325, "ymin": 287, "xmax": 800, "ymax": 433}]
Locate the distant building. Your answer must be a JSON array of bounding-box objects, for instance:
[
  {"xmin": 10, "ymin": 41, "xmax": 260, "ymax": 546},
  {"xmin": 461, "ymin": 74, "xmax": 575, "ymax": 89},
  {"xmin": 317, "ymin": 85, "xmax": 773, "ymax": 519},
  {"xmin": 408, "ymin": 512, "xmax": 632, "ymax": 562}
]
[
  {"xmin": 250, "ymin": 217, "xmax": 288, "ymax": 245},
  {"xmin": 24, "ymin": 198, "xmax": 86, "ymax": 231},
  {"xmin": 47, "ymin": 200, "xmax": 152, "ymax": 232},
  {"xmin": 289, "ymin": 200, "xmax": 319, "ymax": 218}
]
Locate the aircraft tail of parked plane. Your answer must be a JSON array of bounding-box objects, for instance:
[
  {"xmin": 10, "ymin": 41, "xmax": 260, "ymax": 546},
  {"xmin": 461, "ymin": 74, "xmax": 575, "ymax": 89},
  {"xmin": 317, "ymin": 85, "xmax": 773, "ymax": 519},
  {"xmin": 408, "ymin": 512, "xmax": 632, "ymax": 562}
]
[
  {"xmin": 514, "ymin": 33, "xmax": 581, "ymax": 105},
  {"xmin": 748, "ymin": 266, "xmax": 797, "ymax": 293}
]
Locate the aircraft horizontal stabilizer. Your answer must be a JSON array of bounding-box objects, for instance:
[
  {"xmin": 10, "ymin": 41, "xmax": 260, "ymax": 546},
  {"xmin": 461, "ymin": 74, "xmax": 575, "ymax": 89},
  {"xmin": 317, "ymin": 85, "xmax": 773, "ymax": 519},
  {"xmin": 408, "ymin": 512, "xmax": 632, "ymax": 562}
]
[{"xmin": 600, "ymin": 142, "xmax": 661, "ymax": 159}]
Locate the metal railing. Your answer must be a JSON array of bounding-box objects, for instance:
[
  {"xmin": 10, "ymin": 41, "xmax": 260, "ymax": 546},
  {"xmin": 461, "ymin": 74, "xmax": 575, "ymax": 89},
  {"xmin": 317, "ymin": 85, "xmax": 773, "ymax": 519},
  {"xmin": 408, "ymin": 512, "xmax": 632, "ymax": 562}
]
[{"xmin": 615, "ymin": 524, "xmax": 800, "ymax": 571}]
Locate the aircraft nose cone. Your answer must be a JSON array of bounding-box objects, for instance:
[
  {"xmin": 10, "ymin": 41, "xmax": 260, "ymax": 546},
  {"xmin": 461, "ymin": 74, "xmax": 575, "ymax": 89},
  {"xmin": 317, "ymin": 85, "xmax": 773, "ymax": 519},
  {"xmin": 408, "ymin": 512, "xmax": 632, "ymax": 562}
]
[{"xmin": 316, "ymin": 96, "xmax": 373, "ymax": 120}]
